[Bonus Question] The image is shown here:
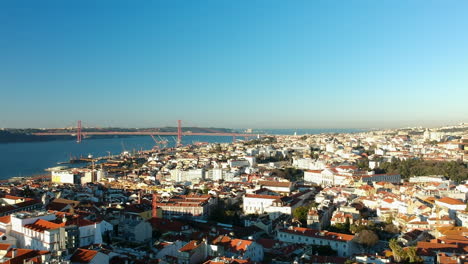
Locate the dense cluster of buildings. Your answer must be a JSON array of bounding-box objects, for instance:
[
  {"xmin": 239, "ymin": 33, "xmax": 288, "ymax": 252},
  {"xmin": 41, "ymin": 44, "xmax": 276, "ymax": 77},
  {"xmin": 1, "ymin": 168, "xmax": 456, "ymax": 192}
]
[{"xmin": 0, "ymin": 124, "xmax": 467, "ymax": 263}]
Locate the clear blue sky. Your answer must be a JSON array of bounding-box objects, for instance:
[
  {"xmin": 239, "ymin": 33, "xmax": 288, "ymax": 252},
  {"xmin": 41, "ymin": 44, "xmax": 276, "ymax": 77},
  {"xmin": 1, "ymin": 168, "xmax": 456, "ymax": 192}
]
[{"xmin": 1, "ymin": 0, "xmax": 467, "ymax": 129}]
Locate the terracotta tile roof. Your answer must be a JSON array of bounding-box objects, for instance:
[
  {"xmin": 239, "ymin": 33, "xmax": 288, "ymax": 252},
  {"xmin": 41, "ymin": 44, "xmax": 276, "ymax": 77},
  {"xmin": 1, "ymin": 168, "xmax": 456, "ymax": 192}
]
[
  {"xmin": 438, "ymin": 235, "xmax": 468, "ymax": 245},
  {"xmin": 279, "ymin": 227, "xmax": 354, "ymax": 242},
  {"xmin": 436, "ymin": 226, "xmax": 468, "ymax": 236},
  {"xmin": 3, "ymin": 248, "xmax": 50, "ymax": 264},
  {"xmin": 0, "ymin": 215, "xmax": 11, "ymax": 224},
  {"xmin": 65, "ymin": 218, "xmax": 95, "ymax": 227},
  {"xmin": 148, "ymin": 217, "xmax": 186, "ymax": 232},
  {"xmin": 0, "ymin": 243, "xmax": 11, "ymax": 250},
  {"xmin": 256, "ymin": 238, "xmax": 280, "ymax": 249},
  {"xmin": 212, "ymin": 235, "xmax": 253, "ymax": 252},
  {"xmin": 70, "ymin": 248, "xmax": 99, "ymax": 263},
  {"xmin": 229, "ymin": 239, "xmax": 253, "ymax": 251},
  {"xmin": 24, "ymin": 219, "xmax": 64, "ymax": 233},
  {"xmin": 306, "ymin": 170, "xmax": 323, "ymax": 173},
  {"xmin": 212, "ymin": 235, "xmax": 231, "ymax": 244},
  {"xmin": 46, "ymin": 202, "xmax": 70, "ymax": 212},
  {"xmin": 416, "ymin": 241, "xmax": 461, "ymax": 256},
  {"xmin": 3, "ymin": 195, "xmax": 25, "ymax": 200},
  {"xmin": 437, "ymin": 197, "xmax": 465, "ymax": 205},
  {"xmin": 259, "ymin": 181, "xmax": 292, "ymax": 188},
  {"xmin": 244, "ymin": 194, "xmax": 279, "ymax": 199},
  {"xmin": 382, "ymin": 198, "xmax": 394, "ymax": 204},
  {"xmin": 179, "ymin": 240, "xmax": 203, "ymax": 252}
]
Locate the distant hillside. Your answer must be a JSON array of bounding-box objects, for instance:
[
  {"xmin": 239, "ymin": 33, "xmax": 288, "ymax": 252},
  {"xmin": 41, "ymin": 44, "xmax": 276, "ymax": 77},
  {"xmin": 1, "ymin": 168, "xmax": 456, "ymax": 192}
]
[
  {"xmin": 0, "ymin": 130, "xmax": 65, "ymax": 143},
  {"xmin": 0, "ymin": 126, "xmax": 235, "ymax": 143}
]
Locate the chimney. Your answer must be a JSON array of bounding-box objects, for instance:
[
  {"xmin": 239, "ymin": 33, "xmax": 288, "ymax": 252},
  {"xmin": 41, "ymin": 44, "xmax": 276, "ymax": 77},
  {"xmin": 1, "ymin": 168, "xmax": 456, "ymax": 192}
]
[
  {"xmin": 11, "ymin": 249, "xmax": 16, "ymax": 258},
  {"xmin": 152, "ymin": 193, "xmax": 158, "ymax": 218}
]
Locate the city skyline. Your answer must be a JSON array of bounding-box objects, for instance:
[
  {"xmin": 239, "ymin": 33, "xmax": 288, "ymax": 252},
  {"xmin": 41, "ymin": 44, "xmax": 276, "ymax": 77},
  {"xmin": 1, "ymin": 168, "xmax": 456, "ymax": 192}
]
[{"xmin": 1, "ymin": 1, "xmax": 468, "ymax": 129}]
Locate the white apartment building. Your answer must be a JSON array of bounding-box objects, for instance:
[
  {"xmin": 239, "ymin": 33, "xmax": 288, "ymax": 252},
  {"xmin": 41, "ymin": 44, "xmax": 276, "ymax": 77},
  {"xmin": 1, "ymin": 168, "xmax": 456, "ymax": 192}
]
[
  {"xmin": 8, "ymin": 212, "xmax": 103, "ymax": 253},
  {"xmin": 243, "ymin": 194, "xmax": 278, "ymax": 215},
  {"xmin": 10, "ymin": 212, "xmax": 65, "ymax": 252},
  {"xmin": 277, "ymin": 226, "xmax": 358, "ymax": 257},
  {"xmin": 170, "ymin": 168, "xmax": 205, "ymax": 182},
  {"xmin": 435, "ymin": 197, "xmax": 466, "ymax": 211},
  {"xmin": 257, "ymin": 181, "xmax": 293, "ymax": 194}
]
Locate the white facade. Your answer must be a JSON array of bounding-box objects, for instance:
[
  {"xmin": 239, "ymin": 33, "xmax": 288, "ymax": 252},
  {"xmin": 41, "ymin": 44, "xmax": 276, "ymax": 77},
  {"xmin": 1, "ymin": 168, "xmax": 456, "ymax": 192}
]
[
  {"xmin": 79, "ymin": 224, "xmax": 99, "ymax": 247},
  {"xmin": 51, "ymin": 171, "xmax": 76, "ymax": 184},
  {"xmin": 210, "ymin": 238, "xmax": 264, "ymax": 262},
  {"xmin": 242, "ymin": 195, "xmax": 277, "ymax": 215},
  {"xmin": 244, "ymin": 156, "xmax": 257, "ymax": 167},
  {"xmin": 304, "ymin": 169, "xmax": 338, "ymax": 186},
  {"xmin": 170, "ymin": 169, "xmax": 205, "ymax": 182},
  {"xmin": 228, "ymin": 160, "xmax": 250, "ymax": 168},
  {"xmin": 304, "ymin": 170, "xmax": 324, "ymax": 185},
  {"xmin": 277, "ymin": 227, "xmax": 357, "ymax": 258},
  {"xmin": 409, "ymin": 175, "xmax": 448, "ymax": 183},
  {"xmin": 435, "ymin": 198, "xmax": 466, "ymax": 211},
  {"xmin": 455, "ymin": 211, "xmax": 468, "ymax": 227}
]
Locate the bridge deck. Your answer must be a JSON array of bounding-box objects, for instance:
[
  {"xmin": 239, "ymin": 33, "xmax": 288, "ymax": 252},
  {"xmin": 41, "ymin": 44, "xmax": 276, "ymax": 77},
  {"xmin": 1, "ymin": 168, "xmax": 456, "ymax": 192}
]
[{"xmin": 33, "ymin": 131, "xmax": 256, "ymax": 137}]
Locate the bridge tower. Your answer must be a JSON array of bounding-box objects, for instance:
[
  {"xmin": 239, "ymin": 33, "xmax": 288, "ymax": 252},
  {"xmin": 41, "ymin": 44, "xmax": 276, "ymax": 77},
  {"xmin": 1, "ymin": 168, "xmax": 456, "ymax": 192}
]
[
  {"xmin": 77, "ymin": 120, "xmax": 82, "ymax": 143},
  {"xmin": 177, "ymin": 120, "xmax": 182, "ymax": 146}
]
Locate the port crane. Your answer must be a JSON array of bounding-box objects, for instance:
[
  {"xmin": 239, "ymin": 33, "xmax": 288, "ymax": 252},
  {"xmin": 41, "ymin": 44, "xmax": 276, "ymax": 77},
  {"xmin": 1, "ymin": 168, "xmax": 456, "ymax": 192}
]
[
  {"xmin": 150, "ymin": 135, "xmax": 169, "ymax": 150},
  {"xmin": 157, "ymin": 135, "xmax": 168, "ymax": 148}
]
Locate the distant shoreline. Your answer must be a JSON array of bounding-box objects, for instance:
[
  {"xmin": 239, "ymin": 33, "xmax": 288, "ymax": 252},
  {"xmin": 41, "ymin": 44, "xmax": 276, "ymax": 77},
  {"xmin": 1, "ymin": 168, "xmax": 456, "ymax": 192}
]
[
  {"xmin": 0, "ymin": 173, "xmax": 51, "ymax": 184},
  {"xmin": 0, "ymin": 132, "xmax": 139, "ymax": 144}
]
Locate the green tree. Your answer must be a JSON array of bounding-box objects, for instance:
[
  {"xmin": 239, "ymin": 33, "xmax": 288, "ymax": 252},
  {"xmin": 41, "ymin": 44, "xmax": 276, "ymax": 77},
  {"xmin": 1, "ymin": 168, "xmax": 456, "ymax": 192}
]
[
  {"xmin": 312, "ymin": 245, "xmax": 337, "ymax": 256},
  {"xmin": 293, "ymin": 206, "xmax": 309, "ymax": 225},
  {"xmin": 406, "ymin": 246, "xmax": 423, "ymax": 263},
  {"xmin": 376, "ymin": 159, "xmax": 468, "ymax": 183},
  {"xmin": 389, "ymin": 239, "xmax": 405, "ymax": 263},
  {"xmin": 329, "ymin": 218, "xmax": 351, "ymax": 234},
  {"xmin": 354, "ymin": 229, "xmax": 379, "ymax": 250}
]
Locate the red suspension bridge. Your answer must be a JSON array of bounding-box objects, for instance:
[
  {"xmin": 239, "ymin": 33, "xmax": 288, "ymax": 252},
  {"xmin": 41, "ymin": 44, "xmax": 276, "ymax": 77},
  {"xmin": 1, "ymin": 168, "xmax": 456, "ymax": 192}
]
[{"xmin": 32, "ymin": 120, "xmax": 258, "ymax": 145}]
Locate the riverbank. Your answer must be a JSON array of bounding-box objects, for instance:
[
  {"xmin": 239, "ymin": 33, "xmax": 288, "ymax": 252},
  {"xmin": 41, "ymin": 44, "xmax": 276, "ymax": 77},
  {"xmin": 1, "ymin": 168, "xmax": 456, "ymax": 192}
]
[
  {"xmin": 0, "ymin": 130, "xmax": 142, "ymax": 144},
  {"xmin": 0, "ymin": 135, "xmax": 235, "ymax": 180}
]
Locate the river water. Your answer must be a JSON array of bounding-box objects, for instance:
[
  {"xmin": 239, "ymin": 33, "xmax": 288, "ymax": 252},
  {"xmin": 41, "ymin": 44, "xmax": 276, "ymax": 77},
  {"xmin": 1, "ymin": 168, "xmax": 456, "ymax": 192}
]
[
  {"xmin": 0, "ymin": 135, "xmax": 233, "ymax": 179},
  {"xmin": 0, "ymin": 128, "xmax": 364, "ymax": 179}
]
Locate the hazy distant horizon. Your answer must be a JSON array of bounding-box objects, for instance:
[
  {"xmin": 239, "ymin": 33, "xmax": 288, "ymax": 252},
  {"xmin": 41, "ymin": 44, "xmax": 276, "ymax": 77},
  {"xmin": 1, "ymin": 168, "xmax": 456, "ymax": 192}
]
[{"xmin": 2, "ymin": 120, "xmax": 466, "ymax": 131}]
